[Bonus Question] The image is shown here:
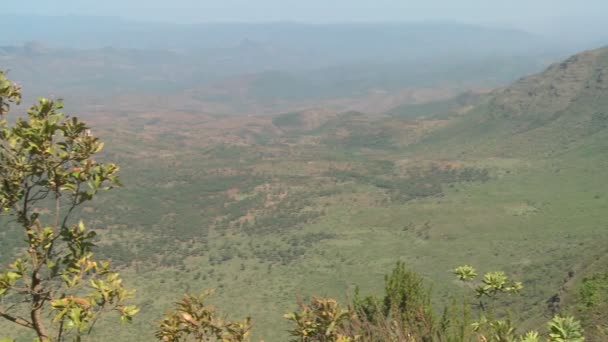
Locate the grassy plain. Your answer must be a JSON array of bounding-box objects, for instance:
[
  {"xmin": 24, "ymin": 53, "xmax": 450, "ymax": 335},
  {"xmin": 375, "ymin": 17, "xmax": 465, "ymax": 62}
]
[{"xmin": 80, "ymin": 107, "xmax": 608, "ymax": 341}]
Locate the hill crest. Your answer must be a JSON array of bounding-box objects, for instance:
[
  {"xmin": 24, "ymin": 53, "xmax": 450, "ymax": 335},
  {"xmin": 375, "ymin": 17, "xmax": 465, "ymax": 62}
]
[{"xmin": 488, "ymin": 47, "xmax": 608, "ymax": 121}]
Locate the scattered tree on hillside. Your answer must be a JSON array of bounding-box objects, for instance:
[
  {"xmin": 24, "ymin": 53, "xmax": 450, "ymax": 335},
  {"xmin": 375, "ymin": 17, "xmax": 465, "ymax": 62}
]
[{"xmin": 0, "ymin": 71, "xmax": 138, "ymax": 341}]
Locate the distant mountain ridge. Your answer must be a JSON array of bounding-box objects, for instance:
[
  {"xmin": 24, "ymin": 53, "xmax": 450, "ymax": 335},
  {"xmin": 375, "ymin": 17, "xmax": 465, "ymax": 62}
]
[
  {"xmin": 0, "ymin": 15, "xmax": 564, "ymax": 62},
  {"xmin": 0, "ymin": 43, "xmax": 553, "ymax": 113}
]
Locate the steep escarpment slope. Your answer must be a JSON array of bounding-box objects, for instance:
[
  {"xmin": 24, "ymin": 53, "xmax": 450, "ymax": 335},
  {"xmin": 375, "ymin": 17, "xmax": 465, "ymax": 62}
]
[
  {"xmin": 488, "ymin": 47, "xmax": 607, "ymax": 121},
  {"xmin": 414, "ymin": 47, "xmax": 608, "ymax": 158}
]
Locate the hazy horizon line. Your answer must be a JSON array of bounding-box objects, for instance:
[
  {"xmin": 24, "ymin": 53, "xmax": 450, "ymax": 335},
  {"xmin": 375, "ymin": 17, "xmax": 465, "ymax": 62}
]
[{"xmin": 0, "ymin": 13, "xmax": 534, "ymax": 32}]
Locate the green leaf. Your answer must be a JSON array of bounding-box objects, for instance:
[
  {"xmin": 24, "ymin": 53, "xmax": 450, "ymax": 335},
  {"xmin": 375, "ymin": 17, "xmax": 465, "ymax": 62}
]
[
  {"xmin": 6, "ymin": 271, "xmax": 21, "ymax": 282},
  {"xmin": 94, "ymin": 142, "xmax": 104, "ymax": 153},
  {"xmin": 521, "ymin": 331, "xmax": 540, "ymax": 342},
  {"xmin": 60, "ymin": 183, "xmax": 77, "ymax": 192},
  {"xmin": 119, "ymin": 305, "xmax": 140, "ymax": 323},
  {"xmin": 51, "ymin": 298, "xmax": 69, "ymax": 309},
  {"xmin": 68, "ymin": 307, "xmax": 82, "ymax": 326},
  {"xmin": 454, "ymin": 265, "xmax": 478, "ymax": 281}
]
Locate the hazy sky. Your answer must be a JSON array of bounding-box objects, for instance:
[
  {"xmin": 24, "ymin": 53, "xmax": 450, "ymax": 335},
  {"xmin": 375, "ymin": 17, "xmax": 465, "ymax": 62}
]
[{"xmin": 4, "ymin": 0, "xmax": 607, "ymax": 34}]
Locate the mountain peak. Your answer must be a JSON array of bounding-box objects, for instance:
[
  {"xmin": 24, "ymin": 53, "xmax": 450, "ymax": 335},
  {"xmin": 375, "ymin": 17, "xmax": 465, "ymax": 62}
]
[{"xmin": 488, "ymin": 47, "xmax": 608, "ymax": 120}]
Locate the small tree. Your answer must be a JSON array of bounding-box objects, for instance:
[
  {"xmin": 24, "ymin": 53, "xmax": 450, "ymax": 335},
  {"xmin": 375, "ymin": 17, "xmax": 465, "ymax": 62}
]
[
  {"xmin": 156, "ymin": 291, "xmax": 251, "ymax": 342},
  {"xmin": 0, "ymin": 71, "xmax": 138, "ymax": 341},
  {"xmin": 286, "ymin": 263, "xmax": 444, "ymax": 342},
  {"xmin": 284, "ymin": 297, "xmax": 356, "ymax": 342},
  {"xmin": 352, "ymin": 262, "xmax": 437, "ymax": 341},
  {"xmin": 454, "ymin": 265, "xmax": 585, "ymax": 342}
]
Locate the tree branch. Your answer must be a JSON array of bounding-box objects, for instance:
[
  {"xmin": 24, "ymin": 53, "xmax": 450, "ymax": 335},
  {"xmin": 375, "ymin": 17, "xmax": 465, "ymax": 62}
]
[
  {"xmin": 0, "ymin": 308, "xmax": 34, "ymax": 329},
  {"xmin": 30, "ymin": 268, "xmax": 50, "ymax": 341}
]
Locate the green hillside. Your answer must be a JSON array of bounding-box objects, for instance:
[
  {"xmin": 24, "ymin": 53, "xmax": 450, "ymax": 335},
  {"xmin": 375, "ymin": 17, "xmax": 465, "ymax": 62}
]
[
  {"xmin": 405, "ymin": 46, "xmax": 608, "ymax": 337},
  {"xmin": 413, "ymin": 46, "xmax": 608, "ymax": 158}
]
